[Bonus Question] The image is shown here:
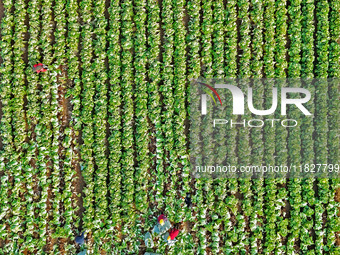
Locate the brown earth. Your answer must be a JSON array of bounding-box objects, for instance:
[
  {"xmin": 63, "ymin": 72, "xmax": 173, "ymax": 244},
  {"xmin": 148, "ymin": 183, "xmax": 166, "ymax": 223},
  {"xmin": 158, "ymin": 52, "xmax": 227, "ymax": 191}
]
[
  {"xmin": 0, "ymin": 0, "xmax": 4, "ymax": 41},
  {"xmin": 0, "ymin": 0, "xmax": 4, "ymax": 152},
  {"xmin": 335, "ymin": 188, "xmax": 340, "ymax": 246}
]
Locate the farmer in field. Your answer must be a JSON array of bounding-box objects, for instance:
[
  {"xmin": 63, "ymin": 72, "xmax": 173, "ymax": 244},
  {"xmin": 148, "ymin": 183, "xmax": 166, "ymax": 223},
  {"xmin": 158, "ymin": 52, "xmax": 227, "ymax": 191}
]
[
  {"xmin": 168, "ymin": 228, "xmax": 179, "ymax": 241},
  {"xmin": 75, "ymin": 232, "xmax": 85, "ymax": 246},
  {"xmin": 152, "ymin": 214, "xmax": 171, "ymax": 235},
  {"xmin": 163, "ymin": 228, "xmax": 180, "ymax": 245},
  {"xmin": 183, "ymin": 193, "xmax": 192, "ymax": 207},
  {"xmin": 33, "ymin": 63, "xmax": 48, "ymax": 73},
  {"xmin": 77, "ymin": 249, "xmax": 87, "ymax": 255},
  {"xmin": 158, "ymin": 214, "xmax": 167, "ymax": 226}
]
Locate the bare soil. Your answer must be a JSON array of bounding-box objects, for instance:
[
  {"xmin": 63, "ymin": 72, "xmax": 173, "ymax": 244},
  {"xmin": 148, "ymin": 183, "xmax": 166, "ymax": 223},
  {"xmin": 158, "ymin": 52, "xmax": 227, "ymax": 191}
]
[
  {"xmin": 0, "ymin": 0, "xmax": 4, "ymax": 41},
  {"xmin": 0, "ymin": 0, "xmax": 4, "ymax": 152},
  {"xmin": 335, "ymin": 188, "xmax": 340, "ymax": 245}
]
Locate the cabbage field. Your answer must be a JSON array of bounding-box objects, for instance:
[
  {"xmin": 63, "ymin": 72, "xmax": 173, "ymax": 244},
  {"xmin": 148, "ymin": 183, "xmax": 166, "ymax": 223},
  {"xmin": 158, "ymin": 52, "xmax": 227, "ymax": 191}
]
[{"xmin": 0, "ymin": 0, "xmax": 339, "ymax": 254}]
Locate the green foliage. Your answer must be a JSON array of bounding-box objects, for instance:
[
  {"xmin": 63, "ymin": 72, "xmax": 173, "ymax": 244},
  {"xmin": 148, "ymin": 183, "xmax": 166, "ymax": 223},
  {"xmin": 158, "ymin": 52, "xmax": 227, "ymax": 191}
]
[{"xmin": 0, "ymin": 1, "xmax": 338, "ymax": 254}]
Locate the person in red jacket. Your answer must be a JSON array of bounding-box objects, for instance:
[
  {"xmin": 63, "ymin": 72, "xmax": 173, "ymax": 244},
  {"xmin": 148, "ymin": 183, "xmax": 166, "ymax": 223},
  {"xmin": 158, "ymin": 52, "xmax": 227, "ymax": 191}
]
[
  {"xmin": 157, "ymin": 214, "xmax": 167, "ymax": 226},
  {"xmin": 33, "ymin": 63, "xmax": 48, "ymax": 73},
  {"xmin": 167, "ymin": 228, "xmax": 179, "ymax": 241}
]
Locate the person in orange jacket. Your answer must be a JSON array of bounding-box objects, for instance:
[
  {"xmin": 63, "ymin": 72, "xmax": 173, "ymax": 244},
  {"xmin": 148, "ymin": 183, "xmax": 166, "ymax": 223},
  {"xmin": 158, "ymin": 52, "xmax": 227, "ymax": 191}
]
[{"xmin": 33, "ymin": 63, "xmax": 48, "ymax": 73}]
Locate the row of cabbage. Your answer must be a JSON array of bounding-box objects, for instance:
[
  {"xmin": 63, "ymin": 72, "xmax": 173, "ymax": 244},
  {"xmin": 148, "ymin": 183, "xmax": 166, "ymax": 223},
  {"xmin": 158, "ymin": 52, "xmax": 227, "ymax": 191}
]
[{"xmin": 0, "ymin": 0, "xmax": 80, "ymax": 253}]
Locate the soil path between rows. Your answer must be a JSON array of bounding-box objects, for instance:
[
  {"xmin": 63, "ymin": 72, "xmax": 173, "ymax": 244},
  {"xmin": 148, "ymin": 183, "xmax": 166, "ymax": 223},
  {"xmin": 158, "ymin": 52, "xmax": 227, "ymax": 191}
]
[
  {"xmin": 0, "ymin": 0, "xmax": 4, "ymax": 41},
  {"xmin": 0, "ymin": 0, "xmax": 4, "ymax": 152}
]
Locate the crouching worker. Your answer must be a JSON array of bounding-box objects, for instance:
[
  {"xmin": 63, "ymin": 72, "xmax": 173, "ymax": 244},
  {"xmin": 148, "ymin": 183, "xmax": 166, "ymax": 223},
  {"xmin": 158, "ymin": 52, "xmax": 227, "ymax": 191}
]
[
  {"xmin": 33, "ymin": 63, "xmax": 48, "ymax": 73},
  {"xmin": 158, "ymin": 214, "xmax": 167, "ymax": 226},
  {"xmin": 183, "ymin": 193, "xmax": 192, "ymax": 207},
  {"xmin": 152, "ymin": 214, "xmax": 171, "ymax": 235},
  {"xmin": 75, "ymin": 232, "xmax": 85, "ymax": 246},
  {"xmin": 77, "ymin": 249, "xmax": 87, "ymax": 255},
  {"xmin": 163, "ymin": 228, "xmax": 179, "ymax": 245}
]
